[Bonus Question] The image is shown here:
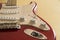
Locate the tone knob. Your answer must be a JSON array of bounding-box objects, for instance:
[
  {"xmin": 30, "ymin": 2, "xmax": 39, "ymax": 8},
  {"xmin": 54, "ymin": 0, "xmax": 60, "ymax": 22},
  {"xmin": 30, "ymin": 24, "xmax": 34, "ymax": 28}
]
[
  {"xmin": 39, "ymin": 24, "xmax": 47, "ymax": 29},
  {"xmin": 19, "ymin": 17, "xmax": 25, "ymax": 22},
  {"xmin": 29, "ymin": 20, "xmax": 35, "ymax": 24}
]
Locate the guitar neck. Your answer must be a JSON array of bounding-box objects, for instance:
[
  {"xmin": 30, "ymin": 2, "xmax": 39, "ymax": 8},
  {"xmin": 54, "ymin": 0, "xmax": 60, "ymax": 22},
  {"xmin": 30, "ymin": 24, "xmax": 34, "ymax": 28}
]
[{"xmin": 6, "ymin": 0, "xmax": 17, "ymax": 6}]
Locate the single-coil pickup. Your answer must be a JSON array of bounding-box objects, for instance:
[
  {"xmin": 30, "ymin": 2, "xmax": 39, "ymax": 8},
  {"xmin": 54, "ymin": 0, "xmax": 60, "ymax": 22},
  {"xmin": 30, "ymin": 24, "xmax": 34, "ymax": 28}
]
[
  {"xmin": 0, "ymin": 9, "xmax": 19, "ymax": 14},
  {"xmin": 0, "ymin": 17, "xmax": 17, "ymax": 21},
  {"xmin": 2, "ymin": 6, "xmax": 18, "ymax": 9}
]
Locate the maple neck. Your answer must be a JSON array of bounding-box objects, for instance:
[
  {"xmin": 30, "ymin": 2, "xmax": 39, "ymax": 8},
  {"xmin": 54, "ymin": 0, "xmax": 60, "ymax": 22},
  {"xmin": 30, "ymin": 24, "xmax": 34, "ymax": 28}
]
[{"xmin": 6, "ymin": 0, "xmax": 17, "ymax": 6}]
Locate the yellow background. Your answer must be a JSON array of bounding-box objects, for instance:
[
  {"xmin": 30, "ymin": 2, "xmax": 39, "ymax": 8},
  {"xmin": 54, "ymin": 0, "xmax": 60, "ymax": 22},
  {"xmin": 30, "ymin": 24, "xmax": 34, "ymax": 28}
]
[{"xmin": 0, "ymin": 0, "xmax": 60, "ymax": 40}]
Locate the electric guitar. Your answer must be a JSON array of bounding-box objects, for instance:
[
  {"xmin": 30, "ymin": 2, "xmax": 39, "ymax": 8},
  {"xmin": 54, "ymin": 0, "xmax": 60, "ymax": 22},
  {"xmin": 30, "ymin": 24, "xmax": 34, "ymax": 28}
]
[{"xmin": 0, "ymin": 0, "xmax": 56, "ymax": 40}]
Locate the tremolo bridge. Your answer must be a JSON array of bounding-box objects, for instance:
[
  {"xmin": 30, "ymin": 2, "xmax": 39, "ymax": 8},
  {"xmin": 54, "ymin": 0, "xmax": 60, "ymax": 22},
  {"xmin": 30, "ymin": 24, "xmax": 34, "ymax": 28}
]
[{"xmin": 0, "ymin": 22, "xmax": 20, "ymax": 29}]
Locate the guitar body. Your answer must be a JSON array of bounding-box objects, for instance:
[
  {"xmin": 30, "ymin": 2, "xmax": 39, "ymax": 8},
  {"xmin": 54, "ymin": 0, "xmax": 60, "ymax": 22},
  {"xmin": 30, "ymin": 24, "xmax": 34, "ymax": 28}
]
[{"xmin": 0, "ymin": 1, "xmax": 56, "ymax": 40}]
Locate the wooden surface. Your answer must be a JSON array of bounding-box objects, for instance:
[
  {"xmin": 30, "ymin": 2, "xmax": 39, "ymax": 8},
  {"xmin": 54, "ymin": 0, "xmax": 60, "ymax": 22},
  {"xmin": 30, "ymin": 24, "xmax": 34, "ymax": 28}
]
[{"xmin": 0, "ymin": 0, "xmax": 60, "ymax": 40}]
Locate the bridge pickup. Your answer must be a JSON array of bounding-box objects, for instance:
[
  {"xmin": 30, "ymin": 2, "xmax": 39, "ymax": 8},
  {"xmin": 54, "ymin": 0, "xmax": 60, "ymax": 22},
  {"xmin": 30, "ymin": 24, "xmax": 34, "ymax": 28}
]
[{"xmin": 0, "ymin": 22, "xmax": 21, "ymax": 29}]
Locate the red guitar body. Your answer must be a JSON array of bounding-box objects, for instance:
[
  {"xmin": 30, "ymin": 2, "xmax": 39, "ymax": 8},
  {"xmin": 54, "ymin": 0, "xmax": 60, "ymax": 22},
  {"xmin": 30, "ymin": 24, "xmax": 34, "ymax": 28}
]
[{"xmin": 0, "ymin": 2, "xmax": 56, "ymax": 40}]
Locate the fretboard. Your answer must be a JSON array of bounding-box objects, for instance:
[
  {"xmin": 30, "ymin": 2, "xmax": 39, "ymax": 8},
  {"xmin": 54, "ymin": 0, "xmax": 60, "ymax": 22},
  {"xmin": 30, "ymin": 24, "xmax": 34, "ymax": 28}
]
[{"xmin": 6, "ymin": 0, "xmax": 16, "ymax": 6}]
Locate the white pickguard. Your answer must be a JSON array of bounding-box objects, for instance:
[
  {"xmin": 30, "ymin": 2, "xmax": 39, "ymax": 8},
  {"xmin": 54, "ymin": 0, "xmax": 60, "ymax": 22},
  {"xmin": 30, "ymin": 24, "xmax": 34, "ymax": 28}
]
[{"xmin": 0, "ymin": 2, "xmax": 50, "ymax": 30}]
